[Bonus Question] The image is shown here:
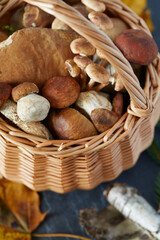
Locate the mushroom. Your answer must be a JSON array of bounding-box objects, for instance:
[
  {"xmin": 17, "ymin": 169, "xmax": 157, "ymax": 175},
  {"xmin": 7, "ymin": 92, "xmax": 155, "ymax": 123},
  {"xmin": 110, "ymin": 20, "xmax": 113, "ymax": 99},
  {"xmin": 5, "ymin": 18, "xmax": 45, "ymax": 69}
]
[
  {"xmin": 65, "ymin": 59, "xmax": 81, "ymax": 78},
  {"xmin": 90, "ymin": 17, "xmax": 129, "ymax": 41},
  {"xmin": 42, "ymin": 76, "xmax": 80, "ymax": 108},
  {"xmin": 0, "ymin": 28, "xmax": 78, "ymax": 88},
  {"xmin": 76, "ymin": 90, "xmax": 120, "ymax": 132},
  {"xmin": 0, "ymin": 100, "xmax": 52, "ymax": 139},
  {"xmin": 115, "ymin": 29, "xmax": 158, "ymax": 65},
  {"xmin": 10, "ymin": 7, "xmax": 24, "ymax": 30},
  {"xmin": 88, "ymin": 11, "xmax": 113, "ymax": 31},
  {"xmin": 81, "ymin": 0, "xmax": 106, "ymax": 12},
  {"xmin": 12, "ymin": 82, "xmax": 39, "ymax": 102},
  {"xmin": 23, "ymin": 4, "xmax": 54, "ymax": 27},
  {"xmin": 112, "ymin": 93, "xmax": 123, "ymax": 117},
  {"xmin": 0, "ymin": 31, "xmax": 8, "ymax": 42},
  {"xmin": 75, "ymin": 90, "xmax": 112, "ymax": 117},
  {"xmin": 17, "ymin": 94, "xmax": 50, "ymax": 122},
  {"xmin": 0, "ymin": 82, "xmax": 12, "ymax": 108},
  {"xmin": 74, "ymin": 55, "xmax": 93, "ymax": 69},
  {"xmin": 48, "ymin": 108, "xmax": 97, "ymax": 140},
  {"xmin": 85, "ymin": 63, "xmax": 110, "ymax": 90},
  {"xmin": 70, "ymin": 38, "xmax": 96, "ymax": 56}
]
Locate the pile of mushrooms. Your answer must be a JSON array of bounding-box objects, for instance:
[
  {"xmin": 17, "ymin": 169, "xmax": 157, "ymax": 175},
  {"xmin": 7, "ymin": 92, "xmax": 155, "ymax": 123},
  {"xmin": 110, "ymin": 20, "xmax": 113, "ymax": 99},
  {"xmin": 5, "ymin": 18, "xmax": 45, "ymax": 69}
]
[{"xmin": 0, "ymin": 1, "xmax": 158, "ymax": 140}]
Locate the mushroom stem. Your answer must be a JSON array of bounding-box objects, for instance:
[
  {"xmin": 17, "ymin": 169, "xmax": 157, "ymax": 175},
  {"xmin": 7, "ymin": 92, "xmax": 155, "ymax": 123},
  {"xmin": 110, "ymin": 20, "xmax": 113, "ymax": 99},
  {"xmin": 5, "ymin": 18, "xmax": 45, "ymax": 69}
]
[{"xmin": 105, "ymin": 183, "xmax": 160, "ymax": 239}]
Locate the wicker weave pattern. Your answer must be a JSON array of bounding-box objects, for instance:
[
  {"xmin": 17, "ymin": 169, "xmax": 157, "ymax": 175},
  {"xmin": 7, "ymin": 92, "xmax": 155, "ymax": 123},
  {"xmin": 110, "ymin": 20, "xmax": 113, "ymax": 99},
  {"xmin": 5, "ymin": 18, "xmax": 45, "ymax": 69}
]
[{"xmin": 0, "ymin": 0, "xmax": 159, "ymax": 193}]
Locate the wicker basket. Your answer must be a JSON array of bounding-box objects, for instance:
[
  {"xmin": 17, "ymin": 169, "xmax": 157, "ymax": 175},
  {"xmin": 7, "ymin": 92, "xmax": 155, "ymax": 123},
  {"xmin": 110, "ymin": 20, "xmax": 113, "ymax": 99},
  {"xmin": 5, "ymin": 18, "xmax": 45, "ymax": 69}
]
[{"xmin": 0, "ymin": 0, "xmax": 160, "ymax": 193}]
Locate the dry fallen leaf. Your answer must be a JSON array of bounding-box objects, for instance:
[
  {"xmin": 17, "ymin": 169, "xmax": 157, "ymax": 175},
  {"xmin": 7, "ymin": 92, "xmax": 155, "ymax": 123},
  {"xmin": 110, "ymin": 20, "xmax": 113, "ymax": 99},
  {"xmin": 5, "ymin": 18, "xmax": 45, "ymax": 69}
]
[
  {"xmin": 0, "ymin": 179, "xmax": 47, "ymax": 233},
  {"xmin": 0, "ymin": 225, "xmax": 31, "ymax": 240}
]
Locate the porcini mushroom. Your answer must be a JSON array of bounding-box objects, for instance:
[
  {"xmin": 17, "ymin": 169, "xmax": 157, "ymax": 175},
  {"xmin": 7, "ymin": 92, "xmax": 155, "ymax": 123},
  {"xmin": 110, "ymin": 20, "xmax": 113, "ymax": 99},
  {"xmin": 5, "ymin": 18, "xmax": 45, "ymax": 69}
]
[
  {"xmin": 23, "ymin": 4, "xmax": 54, "ymax": 27},
  {"xmin": 10, "ymin": 7, "xmax": 24, "ymax": 30},
  {"xmin": 115, "ymin": 29, "xmax": 158, "ymax": 65},
  {"xmin": 17, "ymin": 94, "xmax": 50, "ymax": 122},
  {"xmin": 0, "ymin": 28, "xmax": 78, "ymax": 88},
  {"xmin": 48, "ymin": 108, "xmax": 97, "ymax": 140},
  {"xmin": 12, "ymin": 82, "xmax": 39, "ymax": 102},
  {"xmin": 42, "ymin": 76, "xmax": 80, "ymax": 108},
  {"xmin": 0, "ymin": 100, "xmax": 51, "ymax": 139},
  {"xmin": 0, "ymin": 82, "xmax": 12, "ymax": 108},
  {"xmin": 76, "ymin": 90, "xmax": 112, "ymax": 117}
]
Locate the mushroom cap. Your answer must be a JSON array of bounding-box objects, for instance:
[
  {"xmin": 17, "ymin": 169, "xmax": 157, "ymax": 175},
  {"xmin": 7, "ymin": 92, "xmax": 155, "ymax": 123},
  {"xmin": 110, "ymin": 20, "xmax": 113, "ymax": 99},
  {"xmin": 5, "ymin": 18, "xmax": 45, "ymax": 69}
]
[
  {"xmin": 23, "ymin": 4, "xmax": 54, "ymax": 27},
  {"xmin": 12, "ymin": 82, "xmax": 39, "ymax": 102},
  {"xmin": 48, "ymin": 108, "xmax": 97, "ymax": 140},
  {"xmin": 103, "ymin": 18, "xmax": 129, "ymax": 41},
  {"xmin": 42, "ymin": 76, "xmax": 80, "ymax": 108},
  {"xmin": 91, "ymin": 108, "xmax": 119, "ymax": 132},
  {"xmin": 0, "ymin": 31, "xmax": 8, "ymax": 42},
  {"xmin": 81, "ymin": 0, "xmax": 106, "ymax": 12},
  {"xmin": 0, "ymin": 82, "xmax": 12, "ymax": 108},
  {"xmin": 88, "ymin": 12, "xmax": 113, "ymax": 31},
  {"xmin": 70, "ymin": 38, "xmax": 96, "ymax": 56},
  {"xmin": 112, "ymin": 93, "xmax": 123, "ymax": 116},
  {"xmin": 86, "ymin": 63, "xmax": 110, "ymax": 84},
  {"xmin": 65, "ymin": 59, "xmax": 81, "ymax": 77},
  {"xmin": 76, "ymin": 90, "xmax": 112, "ymax": 116},
  {"xmin": 0, "ymin": 28, "xmax": 78, "ymax": 88},
  {"xmin": 17, "ymin": 94, "xmax": 50, "ymax": 122},
  {"xmin": 74, "ymin": 55, "xmax": 92, "ymax": 69},
  {"xmin": 114, "ymin": 29, "xmax": 158, "ymax": 65}
]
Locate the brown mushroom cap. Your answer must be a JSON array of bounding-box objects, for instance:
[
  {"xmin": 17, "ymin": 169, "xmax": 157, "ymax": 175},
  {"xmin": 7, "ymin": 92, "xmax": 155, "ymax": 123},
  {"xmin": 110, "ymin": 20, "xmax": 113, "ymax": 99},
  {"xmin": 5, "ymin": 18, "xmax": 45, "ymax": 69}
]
[
  {"xmin": 88, "ymin": 12, "xmax": 113, "ymax": 31},
  {"xmin": 91, "ymin": 108, "xmax": 119, "ymax": 132},
  {"xmin": 12, "ymin": 82, "xmax": 39, "ymax": 102},
  {"xmin": 81, "ymin": 0, "xmax": 106, "ymax": 12},
  {"xmin": 70, "ymin": 38, "xmax": 96, "ymax": 56},
  {"xmin": 23, "ymin": 4, "xmax": 54, "ymax": 27},
  {"xmin": 48, "ymin": 108, "xmax": 97, "ymax": 140},
  {"xmin": 0, "ymin": 82, "xmax": 12, "ymax": 108},
  {"xmin": 112, "ymin": 93, "xmax": 123, "ymax": 116},
  {"xmin": 65, "ymin": 59, "xmax": 81, "ymax": 77},
  {"xmin": 0, "ymin": 31, "xmax": 8, "ymax": 43},
  {"xmin": 73, "ymin": 55, "xmax": 92, "ymax": 69},
  {"xmin": 103, "ymin": 18, "xmax": 129, "ymax": 41},
  {"xmin": 0, "ymin": 28, "xmax": 78, "ymax": 88},
  {"xmin": 86, "ymin": 63, "xmax": 110, "ymax": 84},
  {"xmin": 42, "ymin": 76, "xmax": 80, "ymax": 108},
  {"xmin": 114, "ymin": 29, "xmax": 158, "ymax": 65}
]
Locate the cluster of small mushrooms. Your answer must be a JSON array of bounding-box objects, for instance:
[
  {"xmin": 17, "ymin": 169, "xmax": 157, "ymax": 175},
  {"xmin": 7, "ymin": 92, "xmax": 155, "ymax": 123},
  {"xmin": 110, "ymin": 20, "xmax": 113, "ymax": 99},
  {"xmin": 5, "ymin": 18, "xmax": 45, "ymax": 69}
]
[{"xmin": 0, "ymin": 0, "xmax": 158, "ymax": 140}]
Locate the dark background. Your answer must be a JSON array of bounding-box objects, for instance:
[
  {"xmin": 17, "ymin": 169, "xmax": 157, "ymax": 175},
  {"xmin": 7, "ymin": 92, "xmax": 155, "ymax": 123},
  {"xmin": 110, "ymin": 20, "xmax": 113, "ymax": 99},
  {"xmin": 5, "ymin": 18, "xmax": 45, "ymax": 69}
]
[{"xmin": 34, "ymin": 0, "xmax": 160, "ymax": 239}]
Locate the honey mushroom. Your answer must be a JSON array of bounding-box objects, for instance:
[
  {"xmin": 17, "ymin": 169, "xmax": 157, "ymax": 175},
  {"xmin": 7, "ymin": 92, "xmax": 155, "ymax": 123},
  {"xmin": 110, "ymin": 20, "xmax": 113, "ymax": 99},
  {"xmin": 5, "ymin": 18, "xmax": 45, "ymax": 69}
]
[
  {"xmin": 12, "ymin": 82, "xmax": 50, "ymax": 122},
  {"xmin": 70, "ymin": 38, "xmax": 110, "ymax": 91},
  {"xmin": 81, "ymin": 0, "xmax": 106, "ymax": 12},
  {"xmin": 88, "ymin": 12, "xmax": 129, "ymax": 41}
]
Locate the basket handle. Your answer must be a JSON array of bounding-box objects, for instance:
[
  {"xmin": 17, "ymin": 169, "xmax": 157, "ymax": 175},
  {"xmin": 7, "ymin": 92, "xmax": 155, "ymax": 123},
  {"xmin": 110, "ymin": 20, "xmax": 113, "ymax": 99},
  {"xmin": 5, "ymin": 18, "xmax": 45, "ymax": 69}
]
[{"xmin": 2, "ymin": 0, "xmax": 154, "ymax": 117}]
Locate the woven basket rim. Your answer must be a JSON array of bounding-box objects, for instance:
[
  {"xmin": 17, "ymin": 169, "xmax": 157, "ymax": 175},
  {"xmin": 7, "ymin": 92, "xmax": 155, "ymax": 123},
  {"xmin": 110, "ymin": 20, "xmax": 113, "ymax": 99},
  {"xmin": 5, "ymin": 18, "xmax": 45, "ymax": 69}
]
[{"xmin": 0, "ymin": 0, "xmax": 159, "ymax": 158}]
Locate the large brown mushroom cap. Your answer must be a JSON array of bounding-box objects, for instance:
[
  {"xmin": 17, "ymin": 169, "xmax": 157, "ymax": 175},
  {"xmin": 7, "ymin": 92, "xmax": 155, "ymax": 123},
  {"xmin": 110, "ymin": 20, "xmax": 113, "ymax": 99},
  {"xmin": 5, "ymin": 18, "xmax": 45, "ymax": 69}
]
[
  {"xmin": 0, "ymin": 28, "xmax": 78, "ymax": 88},
  {"xmin": 115, "ymin": 29, "xmax": 158, "ymax": 65},
  {"xmin": 48, "ymin": 108, "xmax": 97, "ymax": 140}
]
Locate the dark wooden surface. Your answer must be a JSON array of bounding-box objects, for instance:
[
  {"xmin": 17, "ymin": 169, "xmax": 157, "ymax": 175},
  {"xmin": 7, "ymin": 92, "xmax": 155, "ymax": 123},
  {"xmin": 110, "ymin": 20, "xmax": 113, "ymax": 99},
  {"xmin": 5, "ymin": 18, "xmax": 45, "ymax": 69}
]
[{"xmin": 34, "ymin": 1, "xmax": 160, "ymax": 239}]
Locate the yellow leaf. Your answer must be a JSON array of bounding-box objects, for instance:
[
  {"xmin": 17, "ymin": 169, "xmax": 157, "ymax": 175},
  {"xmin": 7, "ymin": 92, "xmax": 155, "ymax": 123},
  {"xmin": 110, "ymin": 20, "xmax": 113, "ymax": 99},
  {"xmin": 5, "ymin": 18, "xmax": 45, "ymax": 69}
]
[
  {"xmin": 0, "ymin": 225, "xmax": 31, "ymax": 240},
  {"xmin": 140, "ymin": 10, "xmax": 154, "ymax": 32},
  {"xmin": 120, "ymin": 0, "xmax": 147, "ymax": 15},
  {"xmin": 0, "ymin": 179, "xmax": 47, "ymax": 233}
]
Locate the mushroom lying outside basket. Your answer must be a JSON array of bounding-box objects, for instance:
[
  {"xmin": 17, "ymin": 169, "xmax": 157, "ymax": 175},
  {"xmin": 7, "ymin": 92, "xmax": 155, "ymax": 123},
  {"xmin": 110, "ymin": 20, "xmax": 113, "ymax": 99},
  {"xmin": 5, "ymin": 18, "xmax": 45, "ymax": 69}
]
[{"xmin": 0, "ymin": 0, "xmax": 160, "ymax": 193}]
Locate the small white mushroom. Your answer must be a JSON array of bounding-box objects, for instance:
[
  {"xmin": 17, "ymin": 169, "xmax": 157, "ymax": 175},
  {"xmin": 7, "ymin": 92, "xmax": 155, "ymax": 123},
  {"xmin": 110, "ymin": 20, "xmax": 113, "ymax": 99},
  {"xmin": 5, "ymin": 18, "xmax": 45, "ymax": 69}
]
[
  {"xmin": 17, "ymin": 94, "xmax": 50, "ymax": 122},
  {"xmin": 81, "ymin": 0, "xmax": 106, "ymax": 12}
]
